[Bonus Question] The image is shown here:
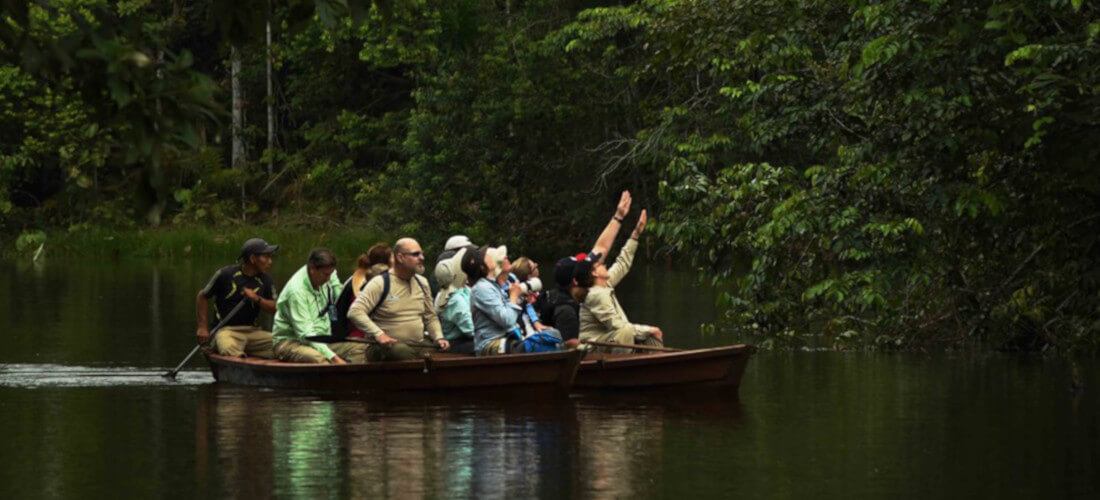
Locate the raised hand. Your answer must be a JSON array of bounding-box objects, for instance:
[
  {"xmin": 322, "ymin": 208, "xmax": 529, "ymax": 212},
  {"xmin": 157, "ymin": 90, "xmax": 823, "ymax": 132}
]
[
  {"xmin": 632, "ymin": 209, "xmax": 648, "ymax": 239},
  {"xmin": 615, "ymin": 191, "xmax": 632, "ymax": 219}
]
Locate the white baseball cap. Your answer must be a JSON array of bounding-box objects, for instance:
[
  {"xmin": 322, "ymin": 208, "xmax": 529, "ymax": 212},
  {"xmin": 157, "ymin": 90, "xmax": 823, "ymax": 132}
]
[{"xmin": 444, "ymin": 235, "xmax": 473, "ymax": 251}]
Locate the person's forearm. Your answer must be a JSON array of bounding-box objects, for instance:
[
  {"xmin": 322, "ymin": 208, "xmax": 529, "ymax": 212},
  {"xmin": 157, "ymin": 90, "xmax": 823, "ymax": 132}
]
[
  {"xmin": 348, "ymin": 295, "xmax": 384, "ymax": 338},
  {"xmin": 591, "ymin": 215, "xmax": 624, "ymax": 259},
  {"xmin": 259, "ymin": 297, "xmax": 276, "ymax": 314},
  {"xmin": 308, "ymin": 340, "xmax": 337, "ymax": 360},
  {"xmin": 196, "ymin": 293, "xmax": 208, "ymax": 329},
  {"xmin": 425, "ymin": 316, "xmax": 443, "ymax": 341}
]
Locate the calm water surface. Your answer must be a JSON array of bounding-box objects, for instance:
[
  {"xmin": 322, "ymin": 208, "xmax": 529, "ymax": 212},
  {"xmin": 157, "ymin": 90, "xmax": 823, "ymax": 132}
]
[{"xmin": 0, "ymin": 258, "xmax": 1096, "ymax": 498}]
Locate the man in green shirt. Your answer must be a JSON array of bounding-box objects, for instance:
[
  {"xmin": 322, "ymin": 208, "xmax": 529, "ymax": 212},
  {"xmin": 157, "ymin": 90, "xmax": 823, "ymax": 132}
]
[{"xmin": 272, "ymin": 248, "xmax": 366, "ymax": 364}]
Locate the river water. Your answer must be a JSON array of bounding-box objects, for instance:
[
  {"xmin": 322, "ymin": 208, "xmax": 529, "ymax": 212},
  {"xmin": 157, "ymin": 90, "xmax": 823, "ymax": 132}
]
[{"xmin": 0, "ymin": 257, "xmax": 1096, "ymax": 498}]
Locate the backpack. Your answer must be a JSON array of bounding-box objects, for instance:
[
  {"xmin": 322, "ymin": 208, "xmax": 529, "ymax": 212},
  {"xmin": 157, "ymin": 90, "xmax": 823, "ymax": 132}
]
[
  {"xmin": 326, "ymin": 272, "xmax": 390, "ymax": 339},
  {"xmin": 523, "ymin": 329, "xmax": 564, "ymax": 353}
]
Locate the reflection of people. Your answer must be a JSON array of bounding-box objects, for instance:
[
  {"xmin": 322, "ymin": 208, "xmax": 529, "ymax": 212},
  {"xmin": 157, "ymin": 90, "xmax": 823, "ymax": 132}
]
[
  {"xmin": 272, "ymin": 248, "xmax": 365, "ymax": 364},
  {"xmin": 574, "ymin": 397, "xmax": 665, "ymax": 496},
  {"xmin": 347, "ymin": 238, "xmax": 450, "ymax": 361},
  {"xmin": 196, "ymin": 388, "xmax": 276, "ymax": 499},
  {"xmin": 573, "ymin": 210, "xmax": 664, "ymax": 353},
  {"xmin": 198, "ymin": 388, "xmax": 606, "ymax": 498},
  {"xmin": 195, "ymin": 238, "xmax": 278, "ymax": 358}
]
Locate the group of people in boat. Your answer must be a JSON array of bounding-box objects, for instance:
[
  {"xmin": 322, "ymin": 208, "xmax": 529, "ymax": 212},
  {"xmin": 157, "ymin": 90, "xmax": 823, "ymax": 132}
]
[{"xmin": 195, "ymin": 191, "xmax": 664, "ymax": 364}]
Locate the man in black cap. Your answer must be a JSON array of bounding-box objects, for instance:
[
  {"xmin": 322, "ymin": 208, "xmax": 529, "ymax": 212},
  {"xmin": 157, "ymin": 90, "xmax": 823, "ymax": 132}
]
[
  {"xmin": 536, "ymin": 191, "xmax": 633, "ymax": 341},
  {"xmin": 195, "ymin": 238, "xmax": 279, "ymax": 358}
]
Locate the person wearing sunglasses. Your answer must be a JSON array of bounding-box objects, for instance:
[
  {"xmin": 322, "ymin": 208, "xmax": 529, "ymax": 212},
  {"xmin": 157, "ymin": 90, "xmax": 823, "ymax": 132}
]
[{"xmin": 347, "ymin": 238, "xmax": 451, "ymax": 361}]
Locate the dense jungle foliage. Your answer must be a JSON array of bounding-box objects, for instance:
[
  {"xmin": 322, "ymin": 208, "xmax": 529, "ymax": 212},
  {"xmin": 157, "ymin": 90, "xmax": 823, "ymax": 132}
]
[{"xmin": 1, "ymin": 0, "xmax": 1097, "ymax": 352}]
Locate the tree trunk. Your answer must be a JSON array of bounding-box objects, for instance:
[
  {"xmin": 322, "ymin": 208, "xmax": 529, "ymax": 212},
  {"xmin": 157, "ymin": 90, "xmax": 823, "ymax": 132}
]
[
  {"xmin": 231, "ymin": 44, "xmax": 245, "ymax": 169},
  {"xmin": 230, "ymin": 44, "xmax": 246, "ymax": 219},
  {"xmin": 145, "ymin": 49, "xmax": 168, "ymax": 227},
  {"xmin": 266, "ymin": 11, "xmax": 274, "ymax": 176}
]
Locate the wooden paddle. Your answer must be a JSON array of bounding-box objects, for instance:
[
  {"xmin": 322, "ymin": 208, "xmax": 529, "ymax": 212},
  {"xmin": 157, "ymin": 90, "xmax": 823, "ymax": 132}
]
[
  {"xmin": 581, "ymin": 339, "xmax": 684, "ymax": 353},
  {"xmin": 164, "ymin": 299, "xmax": 248, "ymax": 379}
]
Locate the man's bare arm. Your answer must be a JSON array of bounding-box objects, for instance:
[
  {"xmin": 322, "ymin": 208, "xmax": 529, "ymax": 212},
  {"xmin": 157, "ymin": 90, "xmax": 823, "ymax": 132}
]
[
  {"xmin": 196, "ymin": 291, "xmax": 210, "ymax": 343},
  {"xmin": 591, "ymin": 191, "xmax": 632, "ymax": 263}
]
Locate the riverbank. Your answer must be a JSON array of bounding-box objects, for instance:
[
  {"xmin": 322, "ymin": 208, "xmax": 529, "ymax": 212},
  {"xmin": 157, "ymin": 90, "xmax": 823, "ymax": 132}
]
[
  {"xmin": 2, "ymin": 219, "xmax": 601, "ymax": 263},
  {"xmin": 3, "ymin": 224, "xmax": 397, "ymax": 262}
]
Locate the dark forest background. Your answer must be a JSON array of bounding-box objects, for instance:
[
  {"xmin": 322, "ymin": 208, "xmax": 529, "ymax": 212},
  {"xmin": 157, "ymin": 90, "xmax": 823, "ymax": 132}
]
[{"xmin": 1, "ymin": 0, "xmax": 1097, "ymax": 352}]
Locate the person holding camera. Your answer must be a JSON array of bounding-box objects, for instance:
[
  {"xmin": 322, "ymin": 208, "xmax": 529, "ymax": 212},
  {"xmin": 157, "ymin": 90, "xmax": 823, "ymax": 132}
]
[
  {"xmin": 509, "ymin": 257, "xmax": 551, "ymax": 335},
  {"xmin": 466, "ymin": 246, "xmax": 567, "ymax": 355}
]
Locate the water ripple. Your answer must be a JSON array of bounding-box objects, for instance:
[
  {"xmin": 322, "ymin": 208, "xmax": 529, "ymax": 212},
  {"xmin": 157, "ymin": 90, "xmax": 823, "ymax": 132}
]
[{"xmin": 0, "ymin": 364, "xmax": 214, "ymax": 388}]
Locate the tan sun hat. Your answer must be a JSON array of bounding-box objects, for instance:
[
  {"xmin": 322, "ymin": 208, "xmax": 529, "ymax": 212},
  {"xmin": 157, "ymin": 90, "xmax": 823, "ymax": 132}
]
[{"xmin": 434, "ymin": 247, "xmax": 469, "ymax": 308}]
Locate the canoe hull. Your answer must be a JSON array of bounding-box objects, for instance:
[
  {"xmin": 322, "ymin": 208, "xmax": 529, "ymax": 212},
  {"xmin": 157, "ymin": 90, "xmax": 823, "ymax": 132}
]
[
  {"xmin": 205, "ymin": 350, "xmax": 582, "ymax": 392},
  {"xmin": 574, "ymin": 345, "xmax": 755, "ymax": 390}
]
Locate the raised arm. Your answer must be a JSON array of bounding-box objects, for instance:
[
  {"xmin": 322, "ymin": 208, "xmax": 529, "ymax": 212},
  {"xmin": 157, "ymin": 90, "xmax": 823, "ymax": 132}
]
[
  {"xmin": 608, "ymin": 210, "xmax": 647, "ymax": 287},
  {"xmin": 590, "ymin": 191, "xmax": 632, "ymax": 264}
]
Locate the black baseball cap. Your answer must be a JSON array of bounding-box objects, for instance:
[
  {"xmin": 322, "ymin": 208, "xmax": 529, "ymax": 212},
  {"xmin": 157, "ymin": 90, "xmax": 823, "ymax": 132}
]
[
  {"xmin": 566, "ymin": 252, "xmax": 602, "ymax": 287},
  {"xmin": 239, "ymin": 238, "xmax": 279, "ymax": 260}
]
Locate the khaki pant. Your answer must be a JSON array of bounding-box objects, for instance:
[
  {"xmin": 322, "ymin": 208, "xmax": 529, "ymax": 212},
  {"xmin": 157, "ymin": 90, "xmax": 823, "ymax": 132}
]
[
  {"xmin": 365, "ymin": 342, "xmax": 434, "ymax": 362},
  {"xmin": 273, "ymin": 340, "xmax": 367, "ymax": 364},
  {"xmin": 478, "ymin": 336, "xmax": 525, "ymax": 356},
  {"xmin": 583, "ymin": 326, "xmax": 663, "ymax": 354},
  {"xmin": 479, "ymin": 337, "xmax": 507, "ymax": 356},
  {"xmin": 213, "ymin": 326, "xmax": 274, "ymax": 358}
]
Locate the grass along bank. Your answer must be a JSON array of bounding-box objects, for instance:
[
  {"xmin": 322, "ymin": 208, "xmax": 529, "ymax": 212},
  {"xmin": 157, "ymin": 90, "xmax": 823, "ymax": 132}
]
[{"xmin": 4, "ymin": 224, "xmax": 398, "ymax": 263}]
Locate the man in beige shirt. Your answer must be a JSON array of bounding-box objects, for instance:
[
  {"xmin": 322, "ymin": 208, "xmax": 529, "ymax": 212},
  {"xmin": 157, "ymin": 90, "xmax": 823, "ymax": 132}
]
[
  {"xmin": 347, "ymin": 238, "xmax": 451, "ymax": 361},
  {"xmin": 574, "ymin": 210, "xmax": 665, "ymax": 353}
]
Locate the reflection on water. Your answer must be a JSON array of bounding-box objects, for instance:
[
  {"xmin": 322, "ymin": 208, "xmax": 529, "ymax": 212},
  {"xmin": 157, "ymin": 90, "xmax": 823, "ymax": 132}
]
[
  {"xmin": 1, "ymin": 355, "xmax": 1096, "ymax": 498},
  {"xmin": 195, "ymin": 388, "xmax": 742, "ymax": 498}
]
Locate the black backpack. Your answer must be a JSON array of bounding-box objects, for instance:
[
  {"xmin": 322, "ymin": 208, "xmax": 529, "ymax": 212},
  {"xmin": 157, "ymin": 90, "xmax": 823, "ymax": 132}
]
[{"xmin": 325, "ymin": 272, "xmax": 390, "ymax": 339}]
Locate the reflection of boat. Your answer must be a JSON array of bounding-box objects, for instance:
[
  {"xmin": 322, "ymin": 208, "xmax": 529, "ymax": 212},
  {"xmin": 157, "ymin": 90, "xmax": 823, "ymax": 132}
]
[
  {"xmin": 574, "ymin": 345, "xmax": 756, "ymax": 390},
  {"xmin": 204, "ymin": 349, "xmax": 582, "ymax": 391}
]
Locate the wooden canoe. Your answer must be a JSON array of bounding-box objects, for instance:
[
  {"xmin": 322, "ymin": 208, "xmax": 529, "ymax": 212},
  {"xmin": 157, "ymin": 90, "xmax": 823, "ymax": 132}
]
[
  {"xmin": 573, "ymin": 344, "xmax": 756, "ymax": 390},
  {"xmin": 204, "ymin": 349, "xmax": 582, "ymax": 392}
]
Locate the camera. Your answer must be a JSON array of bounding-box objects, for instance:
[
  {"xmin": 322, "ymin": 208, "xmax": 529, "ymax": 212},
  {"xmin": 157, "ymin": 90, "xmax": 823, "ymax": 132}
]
[{"xmin": 507, "ymin": 273, "xmax": 543, "ymax": 293}]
